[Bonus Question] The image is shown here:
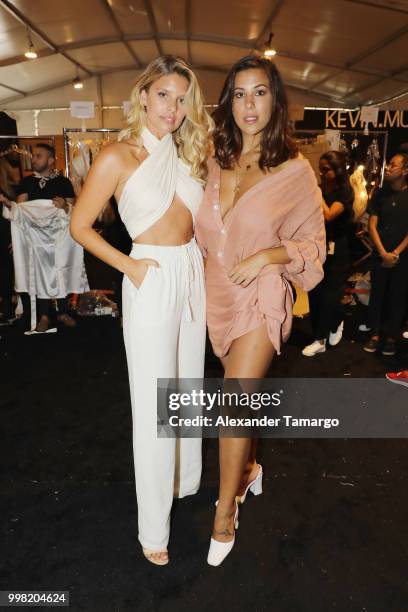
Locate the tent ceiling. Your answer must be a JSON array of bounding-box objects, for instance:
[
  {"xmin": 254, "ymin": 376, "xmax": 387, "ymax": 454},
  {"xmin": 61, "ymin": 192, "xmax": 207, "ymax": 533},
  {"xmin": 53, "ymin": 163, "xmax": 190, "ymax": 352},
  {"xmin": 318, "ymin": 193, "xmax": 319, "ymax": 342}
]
[{"xmin": 0, "ymin": 0, "xmax": 407, "ymax": 109}]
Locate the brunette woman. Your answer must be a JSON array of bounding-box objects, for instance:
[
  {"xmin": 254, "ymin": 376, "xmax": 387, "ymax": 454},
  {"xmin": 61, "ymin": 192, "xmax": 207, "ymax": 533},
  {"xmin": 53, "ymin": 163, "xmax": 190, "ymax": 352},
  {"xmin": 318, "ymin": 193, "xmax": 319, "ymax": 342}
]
[
  {"xmin": 195, "ymin": 55, "xmax": 326, "ymax": 565},
  {"xmin": 302, "ymin": 151, "xmax": 354, "ymax": 356}
]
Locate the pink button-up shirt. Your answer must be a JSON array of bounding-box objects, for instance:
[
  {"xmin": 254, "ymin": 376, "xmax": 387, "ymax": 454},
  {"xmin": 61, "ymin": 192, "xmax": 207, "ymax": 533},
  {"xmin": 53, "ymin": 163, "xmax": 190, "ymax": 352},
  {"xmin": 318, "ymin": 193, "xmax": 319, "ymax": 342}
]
[{"xmin": 195, "ymin": 156, "xmax": 326, "ymax": 357}]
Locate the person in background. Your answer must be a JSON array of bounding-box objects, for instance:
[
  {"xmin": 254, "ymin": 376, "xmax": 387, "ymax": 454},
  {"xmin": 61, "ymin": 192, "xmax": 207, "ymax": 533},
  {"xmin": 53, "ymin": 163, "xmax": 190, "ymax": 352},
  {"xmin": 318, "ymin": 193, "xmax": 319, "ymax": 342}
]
[
  {"xmin": 0, "ymin": 155, "xmax": 16, "ymax": 326},
  {"xmin": 363, "ymin": 153, "xmax": 408, "ymax": 356},
  {"xmin": 101, "ymin": 196, "xmax": 132, "ymax": 320},
  {"xmin": 398, "ymin": 143, "xmax": 408, "ymax": 342},
  {"xmin": 2, "ymin": 143, "xmax": 77, "ymax": 332},
  {"xmin": 302, "ymin": 150, "xmax": 354, "ymax": 356}
]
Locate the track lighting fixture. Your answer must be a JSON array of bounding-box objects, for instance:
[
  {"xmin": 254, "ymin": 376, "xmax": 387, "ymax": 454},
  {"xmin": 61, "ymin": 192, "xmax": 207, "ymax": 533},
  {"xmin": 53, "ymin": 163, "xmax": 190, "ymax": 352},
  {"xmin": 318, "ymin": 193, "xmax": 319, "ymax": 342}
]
[{"xmin": 24, "ymin": 30, "xmax": 37, "ymax": 59}]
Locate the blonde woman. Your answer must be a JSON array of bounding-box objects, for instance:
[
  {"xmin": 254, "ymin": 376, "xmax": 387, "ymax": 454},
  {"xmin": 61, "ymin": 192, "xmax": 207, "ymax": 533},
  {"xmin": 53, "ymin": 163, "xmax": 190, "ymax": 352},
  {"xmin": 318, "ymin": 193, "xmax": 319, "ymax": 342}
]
[{"xmin": 71, "ymin": 56, "xmax": 213, "ymax": 566}]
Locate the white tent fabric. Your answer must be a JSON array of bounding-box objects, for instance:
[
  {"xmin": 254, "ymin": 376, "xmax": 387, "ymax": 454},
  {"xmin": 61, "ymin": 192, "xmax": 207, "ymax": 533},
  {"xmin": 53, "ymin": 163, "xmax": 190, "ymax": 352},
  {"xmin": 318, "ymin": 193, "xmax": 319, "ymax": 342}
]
[{"xmin": 0, "ymin": 0, "xmax": 407, "ymax": 120}]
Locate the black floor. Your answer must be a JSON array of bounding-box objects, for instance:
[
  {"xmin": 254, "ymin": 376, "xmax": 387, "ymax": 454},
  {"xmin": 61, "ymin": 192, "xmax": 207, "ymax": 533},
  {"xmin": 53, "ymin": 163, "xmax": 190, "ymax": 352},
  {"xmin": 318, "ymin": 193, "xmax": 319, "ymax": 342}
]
[{"xmin": 1, "ymin": 305, "xmax": 408, "ymax": 611}]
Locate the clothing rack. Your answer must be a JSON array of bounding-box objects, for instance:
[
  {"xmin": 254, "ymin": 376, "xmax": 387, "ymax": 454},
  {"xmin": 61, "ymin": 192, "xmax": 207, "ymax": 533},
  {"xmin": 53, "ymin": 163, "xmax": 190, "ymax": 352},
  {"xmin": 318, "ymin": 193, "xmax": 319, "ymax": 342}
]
[
  {"xmin": 294, "ymin": 128, "xmax": 389, "ymax": 186},
  {"xmin": 63, "ymin": 128, "xmax": 120, "ymax": 178}
]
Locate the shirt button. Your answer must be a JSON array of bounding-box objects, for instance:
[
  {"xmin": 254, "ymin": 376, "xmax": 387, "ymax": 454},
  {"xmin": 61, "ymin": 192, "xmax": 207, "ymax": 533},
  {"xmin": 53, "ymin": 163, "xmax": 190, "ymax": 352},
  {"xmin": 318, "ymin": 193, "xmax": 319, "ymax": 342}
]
[
  {"xmin": 213, "ymin": 203, "xmax": 220, "ymax": 210},
  {"xmin": 220, "ymin": 228, "xmax": 226, "ymax": 234},
  {"xmin": 214, "ymin": 183, "xmax": 219, "ymax": 189},
  {"xmin": 217, "ymin": 251, "xmax": 223, "ymax": 258}
]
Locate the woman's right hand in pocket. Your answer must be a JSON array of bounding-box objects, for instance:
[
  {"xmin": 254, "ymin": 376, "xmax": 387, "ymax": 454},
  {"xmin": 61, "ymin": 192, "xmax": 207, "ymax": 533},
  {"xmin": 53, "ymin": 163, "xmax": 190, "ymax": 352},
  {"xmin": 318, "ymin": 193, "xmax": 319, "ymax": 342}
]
[{"xmin": 125, "ymin": 257, "xmax": 160, "ymax": 288}]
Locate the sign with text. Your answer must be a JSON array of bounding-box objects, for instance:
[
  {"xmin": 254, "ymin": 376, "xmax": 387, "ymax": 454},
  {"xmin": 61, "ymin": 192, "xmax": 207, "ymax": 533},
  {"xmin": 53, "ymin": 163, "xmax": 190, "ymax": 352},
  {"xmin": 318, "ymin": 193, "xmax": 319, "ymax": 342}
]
[
  {"xmin": 70, "ymin": 101, "xmax": 95, "ymax": 119},
  {"xmin": 322, "ymin": 109, "xmax": 407, "ymax": 130}
]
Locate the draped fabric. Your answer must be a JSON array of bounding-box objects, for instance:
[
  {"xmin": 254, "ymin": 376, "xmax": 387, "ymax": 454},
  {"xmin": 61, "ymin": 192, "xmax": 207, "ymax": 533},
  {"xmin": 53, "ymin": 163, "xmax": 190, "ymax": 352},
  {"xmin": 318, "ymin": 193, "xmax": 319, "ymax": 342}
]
[
  {"xmin": 196, "ymin": 157, "xmax": 326, "ymax": 357},
  {"xmin": 3, "ymin": 199, "xmax": 89, "ymax": 329},
  {"xmin": 118, "ymin": 127, "xmax": 204, "ymax": 240}
]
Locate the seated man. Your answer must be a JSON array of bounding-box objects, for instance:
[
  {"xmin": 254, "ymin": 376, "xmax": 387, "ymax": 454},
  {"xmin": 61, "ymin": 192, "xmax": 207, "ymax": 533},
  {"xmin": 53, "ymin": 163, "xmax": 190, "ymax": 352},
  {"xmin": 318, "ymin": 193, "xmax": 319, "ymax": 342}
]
[{"xmin": 0, "ymin": 143, "xmax": 88, "ymax": 333}]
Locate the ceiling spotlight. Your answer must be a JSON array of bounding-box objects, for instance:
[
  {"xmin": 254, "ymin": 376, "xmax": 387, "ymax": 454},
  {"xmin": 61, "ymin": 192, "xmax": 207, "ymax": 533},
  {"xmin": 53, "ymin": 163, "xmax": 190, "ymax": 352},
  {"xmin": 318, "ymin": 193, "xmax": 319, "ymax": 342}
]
[
  {"xmin": 73, "ymin": 76, "xmax": 84, "ymax": 90},
  {"xmin": 263, "ymin": 32, "xmax": 277, "ymax": 58},
  {"xmin": 264, "ymin": 48, "xmax": 277, "ymax": 58},
  {"xmin": 24, "ymin": 30, "xmax": 37, "ymax": 59}
]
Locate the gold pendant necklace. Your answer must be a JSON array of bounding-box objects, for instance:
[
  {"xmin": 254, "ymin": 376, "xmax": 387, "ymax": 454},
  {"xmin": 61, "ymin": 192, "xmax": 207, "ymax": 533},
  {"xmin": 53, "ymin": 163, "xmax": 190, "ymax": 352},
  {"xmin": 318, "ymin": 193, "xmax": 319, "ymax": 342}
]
[{"xmin": 233, "ymin": 150, "xmax": 259, "ymax": 194}]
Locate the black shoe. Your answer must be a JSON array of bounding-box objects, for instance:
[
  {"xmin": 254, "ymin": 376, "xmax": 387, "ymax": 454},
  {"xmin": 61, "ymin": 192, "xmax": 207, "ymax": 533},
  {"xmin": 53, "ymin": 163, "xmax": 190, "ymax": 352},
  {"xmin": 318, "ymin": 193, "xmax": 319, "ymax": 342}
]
[
  {"xmin": 14, "ymin": 316, "xmax": 31, "ymax": 333},
  {"xmin": 363, "ymin": 337, "xmax": 379, "ymax": 353},
  {"xmin": 382, "ymin": 338, "xmax": 396, "ymax": 356}
]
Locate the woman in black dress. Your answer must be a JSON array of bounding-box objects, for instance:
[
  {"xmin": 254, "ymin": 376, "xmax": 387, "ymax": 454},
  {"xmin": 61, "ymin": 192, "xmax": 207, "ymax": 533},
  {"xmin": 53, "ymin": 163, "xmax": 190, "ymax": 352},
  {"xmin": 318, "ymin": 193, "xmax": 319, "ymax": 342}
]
[{"xmin": 302, "ymin": 150, "xmax": 354, "ymax": 356}]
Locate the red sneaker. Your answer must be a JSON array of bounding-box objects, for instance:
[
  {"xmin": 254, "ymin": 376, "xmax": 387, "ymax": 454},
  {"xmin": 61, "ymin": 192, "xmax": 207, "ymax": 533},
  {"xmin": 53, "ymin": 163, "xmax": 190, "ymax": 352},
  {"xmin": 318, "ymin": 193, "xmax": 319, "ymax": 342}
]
[{"xmin": 385, "ymin": 371, "xmax": 408, "ymax": 388}]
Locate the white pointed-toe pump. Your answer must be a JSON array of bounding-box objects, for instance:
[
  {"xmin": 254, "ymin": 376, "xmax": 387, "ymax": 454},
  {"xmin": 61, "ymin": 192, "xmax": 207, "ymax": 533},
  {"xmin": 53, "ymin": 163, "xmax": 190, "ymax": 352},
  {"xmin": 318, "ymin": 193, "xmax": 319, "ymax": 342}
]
[{"xmin": 207, "ymin": 501, "xmax": 239, "ymax": 567}]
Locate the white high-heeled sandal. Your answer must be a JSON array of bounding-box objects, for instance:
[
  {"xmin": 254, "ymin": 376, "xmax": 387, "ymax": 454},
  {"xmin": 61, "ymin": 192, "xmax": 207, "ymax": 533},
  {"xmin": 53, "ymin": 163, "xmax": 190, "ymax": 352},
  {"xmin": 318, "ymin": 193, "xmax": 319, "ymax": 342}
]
[
  {"xmin": 142, "ymin": 548, "xmax": 169, "ymax": 566},
  {"xmin": 237, "ymin": 464, "xmax": 263, "ymax": 504},
  {"xmin": 207, "ymin": 501, "xmax": 239, "ymax": 567}
]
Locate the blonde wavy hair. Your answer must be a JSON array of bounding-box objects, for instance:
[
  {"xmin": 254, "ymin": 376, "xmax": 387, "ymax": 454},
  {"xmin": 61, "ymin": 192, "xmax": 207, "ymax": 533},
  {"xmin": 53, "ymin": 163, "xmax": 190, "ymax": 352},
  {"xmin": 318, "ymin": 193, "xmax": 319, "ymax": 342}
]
[{"xmin": 119, "ymin": 55, "xmax": 213, "ymax": 183}]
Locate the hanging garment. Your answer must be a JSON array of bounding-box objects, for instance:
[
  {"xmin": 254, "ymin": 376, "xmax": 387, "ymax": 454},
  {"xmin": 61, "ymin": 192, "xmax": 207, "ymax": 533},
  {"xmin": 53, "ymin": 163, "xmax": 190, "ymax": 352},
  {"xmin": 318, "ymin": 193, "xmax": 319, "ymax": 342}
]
[
  {"xmin": 71, "ymin": 141, "xmax": 92, "ymax": 195},
  {"xmin": 3, "ymin": 199, "xmax": 89, "ymax": 329},
  {"xmin": 366, "ymin": 138, "xmax": 381, "ymax": 176},
  {"xmin": 350, "ymin": 166, "xmax": 368, "ymax": 221}
]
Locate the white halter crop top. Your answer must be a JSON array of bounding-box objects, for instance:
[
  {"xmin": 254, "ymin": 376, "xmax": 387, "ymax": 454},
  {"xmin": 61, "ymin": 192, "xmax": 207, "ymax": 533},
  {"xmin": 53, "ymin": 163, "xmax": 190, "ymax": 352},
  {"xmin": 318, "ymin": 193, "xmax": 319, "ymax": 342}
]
[{"xmin": 118, "ymin": 127, "xmax": 204, "ymax": 240}]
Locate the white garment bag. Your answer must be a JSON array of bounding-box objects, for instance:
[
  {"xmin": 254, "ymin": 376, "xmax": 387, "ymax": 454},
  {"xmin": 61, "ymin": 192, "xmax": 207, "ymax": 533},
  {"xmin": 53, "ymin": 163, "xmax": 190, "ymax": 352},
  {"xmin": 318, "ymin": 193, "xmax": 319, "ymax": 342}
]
[{"xmin": 3, "ymin": 199, "xmax": 89, "ymax": 329}]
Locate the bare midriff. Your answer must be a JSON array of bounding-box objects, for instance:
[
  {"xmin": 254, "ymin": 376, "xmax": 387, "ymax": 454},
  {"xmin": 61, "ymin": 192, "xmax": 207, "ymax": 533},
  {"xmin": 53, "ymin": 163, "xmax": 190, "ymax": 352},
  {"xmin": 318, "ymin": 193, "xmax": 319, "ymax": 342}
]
[{"xmin": 132, "ymin": 194, "xmax": 194, "ymax": 246}]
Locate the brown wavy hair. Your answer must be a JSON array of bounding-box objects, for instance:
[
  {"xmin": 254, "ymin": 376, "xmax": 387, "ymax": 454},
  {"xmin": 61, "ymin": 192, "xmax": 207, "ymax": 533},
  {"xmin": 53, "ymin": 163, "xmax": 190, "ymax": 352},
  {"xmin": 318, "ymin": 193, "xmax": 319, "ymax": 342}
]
[{"xmin": 213, "ymin": 55, "xmax": 297, "ymax": 170}]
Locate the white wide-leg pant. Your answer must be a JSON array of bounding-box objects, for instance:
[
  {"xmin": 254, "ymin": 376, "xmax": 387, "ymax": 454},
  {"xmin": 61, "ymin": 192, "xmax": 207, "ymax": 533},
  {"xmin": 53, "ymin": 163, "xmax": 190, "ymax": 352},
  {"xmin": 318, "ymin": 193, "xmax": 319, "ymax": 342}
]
[{"xmin": 122, "ymin": 238, "xmax": 206, "ymax": 551}]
